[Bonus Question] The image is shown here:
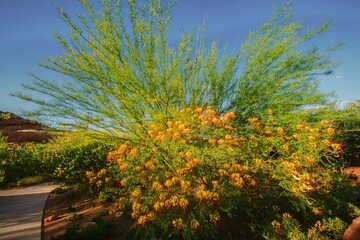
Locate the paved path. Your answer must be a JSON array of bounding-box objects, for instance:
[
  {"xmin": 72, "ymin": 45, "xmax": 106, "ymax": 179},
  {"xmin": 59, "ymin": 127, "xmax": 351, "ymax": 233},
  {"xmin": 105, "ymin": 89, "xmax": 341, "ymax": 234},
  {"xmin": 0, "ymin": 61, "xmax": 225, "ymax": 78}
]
[{"xmin": 0, "ymin": 183, "xmax": 58, "ymax": 240}]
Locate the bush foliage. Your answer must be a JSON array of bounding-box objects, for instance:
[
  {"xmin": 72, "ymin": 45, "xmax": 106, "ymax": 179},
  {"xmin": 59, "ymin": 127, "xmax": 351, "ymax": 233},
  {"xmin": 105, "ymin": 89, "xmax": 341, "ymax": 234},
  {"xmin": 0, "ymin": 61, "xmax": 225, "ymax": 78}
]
[
  {"xmin": 85, "ymin": 107, "xmax": 356, "ymax": 239},
  {"xmin": 14, "ymin": 0, "xmax": 339, "ymax": 135},
  {"xmin": 0, "ymin": 132, "xmax": 116, "ymax": 188}
]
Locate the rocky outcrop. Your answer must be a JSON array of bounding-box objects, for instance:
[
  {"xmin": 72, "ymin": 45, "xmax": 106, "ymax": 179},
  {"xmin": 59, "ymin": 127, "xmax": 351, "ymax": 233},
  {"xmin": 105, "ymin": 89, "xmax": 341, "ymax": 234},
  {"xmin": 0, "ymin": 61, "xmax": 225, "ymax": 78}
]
[
  {"xmin": 343, "ymin": 217, "xmax": 360, "ymax": 240},
  {"xmin": 0, "ymin": 111, "xmax": 52, "ymax": 144}
]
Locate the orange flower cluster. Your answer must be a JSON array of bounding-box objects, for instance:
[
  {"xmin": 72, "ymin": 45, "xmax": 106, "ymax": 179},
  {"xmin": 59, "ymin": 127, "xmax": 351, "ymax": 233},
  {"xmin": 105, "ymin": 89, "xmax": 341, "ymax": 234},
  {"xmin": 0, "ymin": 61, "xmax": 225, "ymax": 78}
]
[
  {"xmin": 148, "ymin": 119, "xmax": 192, "ymax": 143},
  {"xmin": 102, "ymin": 107, "xmax": 344, "ymax": 238},
  {"xmin": 154, "ymin": 195, "xmax": 189, "ymax": 211}
]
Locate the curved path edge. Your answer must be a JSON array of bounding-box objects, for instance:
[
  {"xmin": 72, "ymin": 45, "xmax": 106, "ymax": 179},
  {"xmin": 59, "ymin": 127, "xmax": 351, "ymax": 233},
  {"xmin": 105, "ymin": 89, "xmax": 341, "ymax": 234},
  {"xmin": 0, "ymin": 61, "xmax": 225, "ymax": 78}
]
[{"xmin": 0, "ymin": 183, "xmax": 59, "ymax": 240}]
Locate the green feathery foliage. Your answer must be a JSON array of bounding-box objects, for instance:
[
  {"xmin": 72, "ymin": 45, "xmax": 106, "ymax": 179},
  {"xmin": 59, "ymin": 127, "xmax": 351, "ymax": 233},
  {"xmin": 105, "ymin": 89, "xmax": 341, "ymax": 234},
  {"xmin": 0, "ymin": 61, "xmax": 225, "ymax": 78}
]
[{"xmin": 13, "ymin": 0, "xmax": 340, "ymax": 139}]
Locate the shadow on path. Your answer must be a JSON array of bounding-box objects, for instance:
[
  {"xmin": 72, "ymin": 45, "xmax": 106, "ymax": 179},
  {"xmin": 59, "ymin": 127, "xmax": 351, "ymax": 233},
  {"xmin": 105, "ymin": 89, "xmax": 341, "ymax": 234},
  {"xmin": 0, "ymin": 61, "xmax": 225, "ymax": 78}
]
[{"xmin": 0, "ymin": 184, "xmax": 58, "ymax": 240}]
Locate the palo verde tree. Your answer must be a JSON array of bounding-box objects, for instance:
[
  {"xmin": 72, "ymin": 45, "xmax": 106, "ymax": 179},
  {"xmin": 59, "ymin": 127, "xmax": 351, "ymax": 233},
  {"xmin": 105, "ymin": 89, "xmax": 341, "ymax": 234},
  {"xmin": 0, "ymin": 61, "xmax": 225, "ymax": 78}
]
[{"xmin": 14, "ymin": 0, "xmax": 340, "ymax": 139}]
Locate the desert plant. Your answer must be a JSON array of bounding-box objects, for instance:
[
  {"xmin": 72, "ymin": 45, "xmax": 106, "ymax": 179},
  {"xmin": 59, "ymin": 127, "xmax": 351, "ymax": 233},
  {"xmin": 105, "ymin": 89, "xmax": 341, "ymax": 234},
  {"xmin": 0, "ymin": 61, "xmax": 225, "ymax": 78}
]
[
  {"xmin": 37, "ymin": 132, "xmax": 117, "ymax": 188},
  {"xmin": 0, "ymin": 134, "xmax": 8, "ymax": 184},
  {"xmin": 85, "ymin": 107, "xmax": 354, "ymax": 239},
  {"xmin": 13, "ymin": 0, "xmax": 339, "ymax": 138}
]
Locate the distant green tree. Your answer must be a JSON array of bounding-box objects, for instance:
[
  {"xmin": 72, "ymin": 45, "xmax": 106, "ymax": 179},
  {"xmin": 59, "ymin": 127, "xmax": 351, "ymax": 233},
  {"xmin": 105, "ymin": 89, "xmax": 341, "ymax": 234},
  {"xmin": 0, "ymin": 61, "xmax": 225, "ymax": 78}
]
[{"xmin": 14, "ymin": 0, "xmax": 340, "ymax": 139}]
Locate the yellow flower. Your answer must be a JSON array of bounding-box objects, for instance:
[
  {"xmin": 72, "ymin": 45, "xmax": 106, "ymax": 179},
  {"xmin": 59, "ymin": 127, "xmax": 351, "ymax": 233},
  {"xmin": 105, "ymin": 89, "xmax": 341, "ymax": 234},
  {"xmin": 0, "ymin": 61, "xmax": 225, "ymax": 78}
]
[
  {"xmin": 217, "ymin": 139, "xmax": 225, "ymax": 145},
  {"xmin": 131, "ymin": 187, "xmax": 142, "ymax": 199},
  {"xmin": 230, "ymin": 173, "xmax": 244, "ymax": 188},
  {"xmin": 137, "ymin": 215, "xmax": 148, "ymax": 226},
  {"xmin": 308, "ymin": 136, "xmax": 316, "ymax": 141},
  {"xmin": 208, "ymin": 138, "xmax": 217, "ymax": 145},
  {"xmin": 225, "ymin": 134, "xmax": 232, "ymax": 140},
  {"xmin": 155, "ymin": 134, "xmax": 165, "ymax": 142},
  {"xmin": 180, "ymin": 180, "xmax": 191, "ymax": 191},
  {"xmin": 167, "ymin": 120, "xmax": 175, "ymax": 127},
  {"xmin": 222, "ymin": 111, "xmax": 235, "ymax": 123},
  {"xmin": 184, "ymin": 151, "xmax": 193, "ymax": 161},
  {"xmin": 164, "ymin": 179, "xmax": 173, "ymax": 188},
  {"xmin": 297, "ymin": 123, "xmax": 305, "ymax": 130},
  {"xmin": 120, "ymin": 178, "xmax": 127, "ymax": 186},
  {"xmin": 314, "ymin": 220, "xmax": 326, "ymax": 232},
  {"xmin": 194, "ymin": 107, "xmax": 203, "ymax": 114},
  {"xmin": 320, "ymin": 120, "xmax": 329, "ymax": 126},
  {"xmin": 119, "ymin": 163, "xmax": 128, "ymax": 171},
  {"xmin": 179, "ymin": 197, "xmax": 189, "ymax": 210},
  {"xmin": 190, "ymin": 219, "xmax": 200, "ymax": 230},
  {"xmin": 322, "ymin": 139, "xmax": 332, "ymax": 146},
  {"xmin": 129, "ymin": 148, "xmax": 140, "ymax": 158},
  {"xmin": 209, "ymin": 211, "xmax": 220, "ymax": 224},
  {"xmin": 277, "ymin": 127, "xmax": 285, "ymax": 135},
  {"xmin": 327, "ymin": 127, "xmax": 336, "ymax": 135},
  {"xmin": 254, "ymin": 158, "xmax": 263, "ymax": 168},
  {"xmin": 271, "ymin": 220, "xmax": 281, "ymax": 234},
  {"xmin": 181, "ymin": 128, "xmax": 191, "ymax": 135},
  {"xmin": 145, "ymin": 160, "xmax": 156, "ymax": 171},
  {"xmin": 331, "ymin": 143, "xmax": 342, "ymax": 152},
  {"xmin": 153, "ymin": 201, "xmax": 164, "ymax": 211},
  {"xmin": 172, "ymin": 218, "xmax": 183, "ymax": 230},
  {"xmin": 312, "ymin": 207, "xmax": 323, "ymax": 216},
  {"xmin": 131, "ymin": 202, "xmax": 143, "ymax": 219},
  {"xmin": 282, "ymin": 144, "xmax": 290, "ymax": 152},
  {"xmin": 292, "ymin": 133, "xmax": 300, "ymax": 139},
  {"xmin": 152, "ymin": 181, "xmax": 163, "ymax": 191}
]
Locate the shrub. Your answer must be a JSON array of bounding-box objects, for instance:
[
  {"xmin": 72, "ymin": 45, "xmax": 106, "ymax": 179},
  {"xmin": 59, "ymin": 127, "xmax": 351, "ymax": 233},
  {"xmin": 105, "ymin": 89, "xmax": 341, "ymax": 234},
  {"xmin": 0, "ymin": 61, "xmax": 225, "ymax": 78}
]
[
  {"xmin": 0, "ymin": 142, "xmax": 44, "ymax": 186},
  {"xmin": 15, "ymin": 0, "xmax": 339, "ymax": 137},
  {"xmin": 0, "ymin": 132, "xmax": 117, "ymax": 189},
  {"xmin": 333, "ymin": 100, "xmax": 360, "ymax": 166},
  {"xmin": 86, "ymin": 107, "xmax": 354, "ymax": 239},
  {"xmin": 39, "ymin": 133, "xmax": 118, "ymax": 188},
  {"xmin": 0, "ymin": 134, "xmax": 8, "ymax": 184}
]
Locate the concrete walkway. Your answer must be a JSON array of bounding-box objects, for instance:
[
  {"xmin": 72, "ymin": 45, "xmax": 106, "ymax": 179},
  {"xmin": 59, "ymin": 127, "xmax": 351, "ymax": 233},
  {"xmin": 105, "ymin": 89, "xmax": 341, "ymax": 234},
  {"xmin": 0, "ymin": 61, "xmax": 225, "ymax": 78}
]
[{"xmin": 0, "ymin": 183, "xmax": 58, "ymax": 240}]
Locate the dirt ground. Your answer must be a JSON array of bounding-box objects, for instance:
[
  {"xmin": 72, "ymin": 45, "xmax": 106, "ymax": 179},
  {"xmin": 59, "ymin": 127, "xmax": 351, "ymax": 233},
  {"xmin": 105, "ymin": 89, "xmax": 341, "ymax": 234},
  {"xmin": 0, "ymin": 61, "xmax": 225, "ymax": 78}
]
[
  {"xmin": 42, "ymin": 188, "xmax": 132, "ymax": 240},
  {"xmin": 43, "ymin": 167, "xmax": 360, "ymax": 240}
]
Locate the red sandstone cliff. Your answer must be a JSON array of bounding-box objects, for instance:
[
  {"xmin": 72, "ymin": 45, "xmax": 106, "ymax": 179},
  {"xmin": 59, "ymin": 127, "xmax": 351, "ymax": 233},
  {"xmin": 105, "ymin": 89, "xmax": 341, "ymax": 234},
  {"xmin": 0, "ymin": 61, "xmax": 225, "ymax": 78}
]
[{"xmin": 0, "ymin": 111, "xmax": 52, "ymax": 144}]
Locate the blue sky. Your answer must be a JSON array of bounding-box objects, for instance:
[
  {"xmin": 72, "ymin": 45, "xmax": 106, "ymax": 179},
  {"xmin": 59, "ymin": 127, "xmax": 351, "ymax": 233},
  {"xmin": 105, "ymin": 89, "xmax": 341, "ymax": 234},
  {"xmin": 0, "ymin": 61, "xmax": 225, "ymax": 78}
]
[{"xmin": 0, "ymin": 0, "xmax": 359, "ymax": 114}]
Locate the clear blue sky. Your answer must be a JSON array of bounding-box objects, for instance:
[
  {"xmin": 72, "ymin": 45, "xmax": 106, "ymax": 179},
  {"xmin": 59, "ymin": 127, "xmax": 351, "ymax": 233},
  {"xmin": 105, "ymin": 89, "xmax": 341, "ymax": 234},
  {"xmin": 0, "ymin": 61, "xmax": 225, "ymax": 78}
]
[{"xmin": 0, "ymin": 0, "xmax": 359, "ymax": 114}]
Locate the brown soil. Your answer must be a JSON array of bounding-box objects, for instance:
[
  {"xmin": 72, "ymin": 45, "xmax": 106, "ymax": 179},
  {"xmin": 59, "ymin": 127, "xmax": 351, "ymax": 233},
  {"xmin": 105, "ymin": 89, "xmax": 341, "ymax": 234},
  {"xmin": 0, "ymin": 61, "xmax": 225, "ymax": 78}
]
[
  {"xmin": 42, "ymin": 187, "xmax": 132, "ymax": 240},
  {"xmin": 343, "ymin": 166, "xmax": 360, "ymax": 186}
]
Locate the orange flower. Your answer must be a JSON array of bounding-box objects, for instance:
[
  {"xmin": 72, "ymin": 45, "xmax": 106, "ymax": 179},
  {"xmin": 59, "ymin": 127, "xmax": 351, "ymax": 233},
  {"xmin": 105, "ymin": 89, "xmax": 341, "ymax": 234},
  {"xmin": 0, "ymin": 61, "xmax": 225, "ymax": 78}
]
[
  {"xmin": 145, "ymin": 160, "xmax": 156, "ymax": 171},
  {"xmin": 129, "ymin": 148, "xmax": 140, "ymax": 158},
  {"xmin": 152, "ymin": 181, "xmax": 163, "ymax": 191},
  {"xmin": 230, "ymin": 173, "xmax": 244, "ymax": 188},
  {"xmin": 277, "ymin": 127, "xmax": 285, "ymax": 135}
]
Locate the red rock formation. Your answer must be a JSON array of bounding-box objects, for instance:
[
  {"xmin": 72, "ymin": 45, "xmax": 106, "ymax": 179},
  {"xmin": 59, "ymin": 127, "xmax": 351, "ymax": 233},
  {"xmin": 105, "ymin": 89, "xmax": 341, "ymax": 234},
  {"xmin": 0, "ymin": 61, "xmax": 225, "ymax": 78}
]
[
  {"xmin": 343, "ymin": 217, "xmax": 360, "ymax": 240},
  {"xmin": 0, "ymin": 111, "xmax": 52, "ymax": 144}
]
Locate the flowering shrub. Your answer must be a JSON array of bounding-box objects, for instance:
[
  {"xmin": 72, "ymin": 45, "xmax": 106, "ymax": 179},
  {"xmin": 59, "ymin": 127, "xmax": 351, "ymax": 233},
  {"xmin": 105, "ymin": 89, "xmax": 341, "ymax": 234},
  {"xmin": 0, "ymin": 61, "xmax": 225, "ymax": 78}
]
[
  {"xmin": 0, "ymin": 142, "xmax": 44, "ymax": 186},
  {"xmin": 0, "ymin": 132, "xmax": 116, "ymax": 189},
  {"xmin": 0, "ymin": 134, "xmax": 8, "ymax": 184},
  {"xmin": 39, "ymin": 133, "xmax": 117, "ymax": 189},
  {"xmin": 87, "ymin": 107, "xmax": 355, "ymax": 239}
]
